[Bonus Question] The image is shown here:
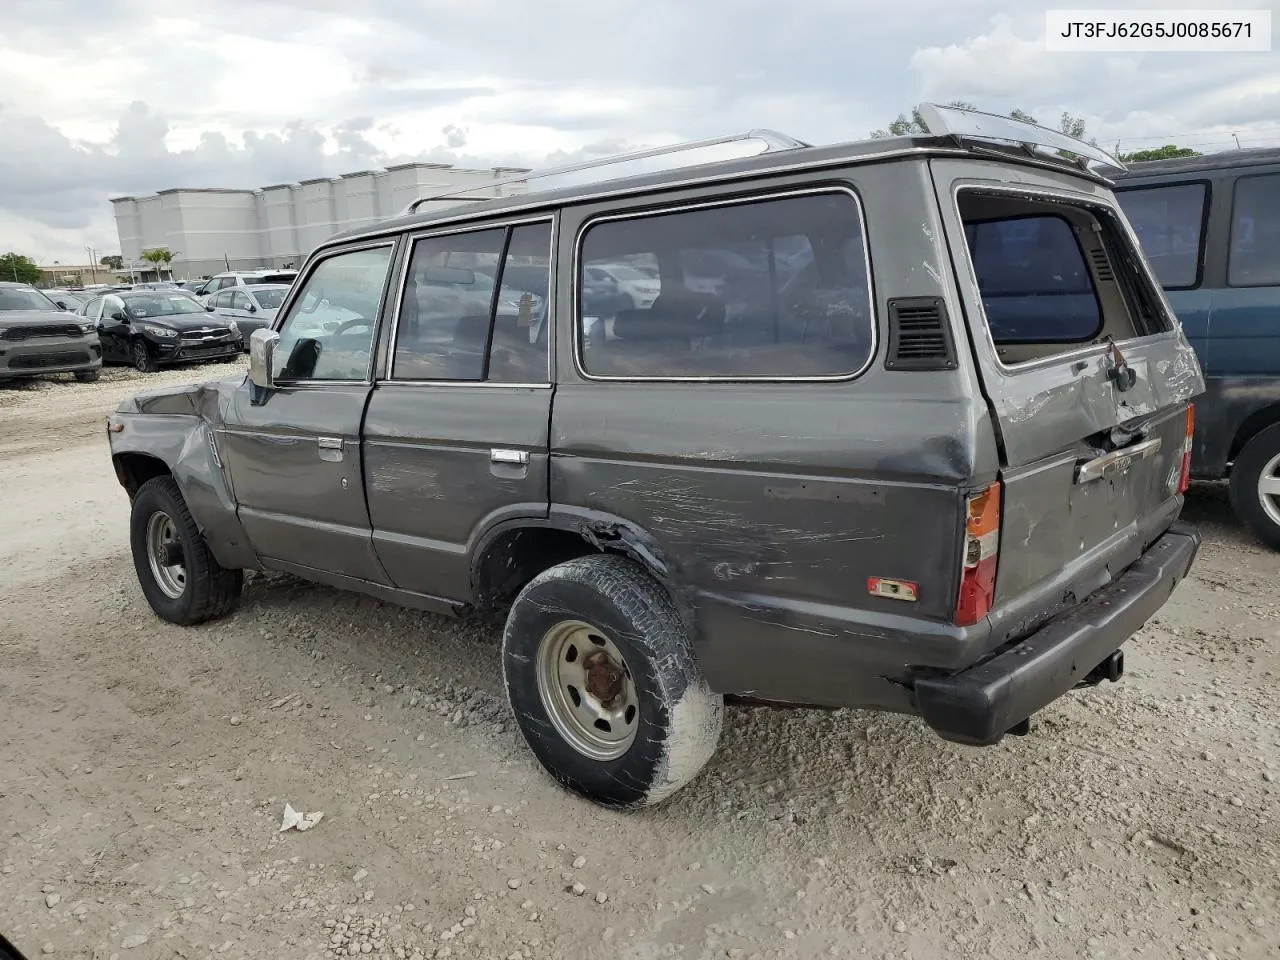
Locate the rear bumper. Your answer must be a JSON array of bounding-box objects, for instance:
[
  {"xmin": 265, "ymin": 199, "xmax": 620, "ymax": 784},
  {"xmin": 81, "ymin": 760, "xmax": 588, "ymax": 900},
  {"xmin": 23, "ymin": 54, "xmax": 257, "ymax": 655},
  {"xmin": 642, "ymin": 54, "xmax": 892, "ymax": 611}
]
[{"xmin": 911, "ymin": 522, "xmax": 1201, "ymax": 746}]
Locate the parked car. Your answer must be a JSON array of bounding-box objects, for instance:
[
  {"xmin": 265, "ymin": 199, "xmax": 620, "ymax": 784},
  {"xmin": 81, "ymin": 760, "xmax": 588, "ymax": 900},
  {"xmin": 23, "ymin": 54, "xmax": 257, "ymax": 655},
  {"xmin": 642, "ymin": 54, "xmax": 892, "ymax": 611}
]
[
  {"xmin": 106, "ymin": 105, "xmax": 1203, "ymax": 809},
  {"xmin": 78, "ymin": 290, "xmax": 241, "ymax": 372},
  {"xmin": 1112, "ymin": 148, "xmax": 1280, "ymax": 548},
  {"xmin": 192, "ymin": 270, "xmax": 298, "ymax": 301},
  {"xmin": 0, "ymin": 282, "xmax": 103, "ymax": 382},
  {"xmin": 43, "ymin": 288, "xmax": 87, "ymax": 312},
  {"xmin": 205, "ymin": 284, "xmax": 291, "ymax": 350}
]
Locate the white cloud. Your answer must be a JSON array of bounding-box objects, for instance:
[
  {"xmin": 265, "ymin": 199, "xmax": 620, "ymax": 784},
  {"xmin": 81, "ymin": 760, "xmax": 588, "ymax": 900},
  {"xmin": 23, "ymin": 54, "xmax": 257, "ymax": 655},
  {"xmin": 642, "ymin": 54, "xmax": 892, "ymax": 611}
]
[{"xmin": 2, "ymin": 0, "xmax": 1279, "ymax": 262}]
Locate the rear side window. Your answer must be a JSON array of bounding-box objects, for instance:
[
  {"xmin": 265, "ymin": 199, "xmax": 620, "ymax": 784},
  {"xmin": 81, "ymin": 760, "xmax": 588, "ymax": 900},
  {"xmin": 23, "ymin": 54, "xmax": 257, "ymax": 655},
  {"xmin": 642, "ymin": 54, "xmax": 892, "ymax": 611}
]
[
  {"xmin": 391, "ymin": 221, "xmax": 552, "ymax": 382},
  {"xmin": 576, "ymin": 191, "xmax": 874, "ymax": 379},
  {"xmin": 1229, "ymin": 173, "xmax": 1280, "ymax": 287},
  {"xmin": 1115, "ymin": 182, "xmax": 1207, "ymax": 288},
  {"xmin": 963, "ymin": 215, "xmax": 1101, "ymax": 344}
]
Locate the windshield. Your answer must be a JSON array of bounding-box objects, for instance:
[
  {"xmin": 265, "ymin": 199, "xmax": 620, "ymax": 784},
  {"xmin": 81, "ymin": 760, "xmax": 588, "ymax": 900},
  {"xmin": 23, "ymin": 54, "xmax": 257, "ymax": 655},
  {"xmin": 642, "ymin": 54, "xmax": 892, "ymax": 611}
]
[
  {"xmin": 252, "ymin": 288, "xmax": 288, "ymax": 309},
  {"xmin": 125, "ymin": 294, "xmax": 208, "ymax": 318},
  {"xmin": 0, "ymin": 288, "xmax": 59, "ymax": 311}
]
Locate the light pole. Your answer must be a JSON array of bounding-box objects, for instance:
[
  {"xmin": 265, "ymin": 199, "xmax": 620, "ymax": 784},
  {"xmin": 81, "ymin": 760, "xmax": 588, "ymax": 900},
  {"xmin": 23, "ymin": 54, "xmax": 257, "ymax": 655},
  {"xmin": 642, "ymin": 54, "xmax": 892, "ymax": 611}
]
[{"xmin": 85, "ymin": 245, "xmax": 98, "ymax": 284}]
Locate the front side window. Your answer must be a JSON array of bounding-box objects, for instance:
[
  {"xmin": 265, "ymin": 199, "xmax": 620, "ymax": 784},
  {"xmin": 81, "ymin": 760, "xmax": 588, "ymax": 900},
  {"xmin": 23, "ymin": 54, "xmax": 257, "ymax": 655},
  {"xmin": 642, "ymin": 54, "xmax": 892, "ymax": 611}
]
[
  {"xmin": 231, "ymin": 291, "xmax": 251, "ymax": 310},
  {"xmin": 273, "ymin": 246, "xmax": 393, "ymax": 382},
  {"xmin": 1115, "ymin": 182, "xmax": 1207, "ymax": 288},
  {"xmin": 81, "ymin": 297, "xmax": 102, "ymax": 320},
  {"xmin": 962, "ymin": 214, "xmax": 1102, "ymax": 343},
  {"xmin": 576, "ymin": 191, "xmax": 874, "ymax": 379},
  {"xmin": 390, "ymin": 221, "xmax": 552, "ymax": 382},
  {"xmin": 1229, "ymin": 173, "xmax": 1280, "ymax": 287},
  {"xmin": 252, "ymin": 287, "xmax": 288, "ymax": 310}
]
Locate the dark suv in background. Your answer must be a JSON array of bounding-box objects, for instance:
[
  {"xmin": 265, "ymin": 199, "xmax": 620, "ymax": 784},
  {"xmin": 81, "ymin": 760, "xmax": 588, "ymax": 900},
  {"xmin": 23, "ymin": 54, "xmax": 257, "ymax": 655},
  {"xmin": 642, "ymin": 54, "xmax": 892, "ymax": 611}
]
[
  {"xmin": 0, "ymin": 282, "xmax": 103, "ymax": 383},
  {"xmin": 1113, "ymin": 148, "xmax": 1280, "ymax": 547}
]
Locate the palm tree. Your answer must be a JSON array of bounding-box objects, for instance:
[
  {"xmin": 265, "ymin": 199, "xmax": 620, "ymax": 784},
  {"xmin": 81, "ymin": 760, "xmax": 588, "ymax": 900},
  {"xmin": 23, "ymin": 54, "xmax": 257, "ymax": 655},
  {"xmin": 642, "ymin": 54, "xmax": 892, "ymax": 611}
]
[{"xmin": 140, "ymin": 247, "xmax": 174, "ymax": 282}]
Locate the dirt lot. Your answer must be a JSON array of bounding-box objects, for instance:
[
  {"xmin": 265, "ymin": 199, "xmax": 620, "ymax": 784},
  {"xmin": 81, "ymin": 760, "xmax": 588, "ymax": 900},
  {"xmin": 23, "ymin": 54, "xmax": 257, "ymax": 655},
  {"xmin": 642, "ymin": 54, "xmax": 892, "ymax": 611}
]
[{"xmin": 0, "ymin": 361, "xmax": 1277, "ymax": 960}]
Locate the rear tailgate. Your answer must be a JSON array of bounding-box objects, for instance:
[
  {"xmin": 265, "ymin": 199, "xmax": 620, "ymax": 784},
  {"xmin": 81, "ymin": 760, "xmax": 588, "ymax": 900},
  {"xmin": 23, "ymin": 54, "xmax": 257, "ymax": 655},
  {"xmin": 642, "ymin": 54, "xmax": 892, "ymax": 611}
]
[{"xmin": 929, "ymin": 157, "xmax": 1204, "ymax": 611}]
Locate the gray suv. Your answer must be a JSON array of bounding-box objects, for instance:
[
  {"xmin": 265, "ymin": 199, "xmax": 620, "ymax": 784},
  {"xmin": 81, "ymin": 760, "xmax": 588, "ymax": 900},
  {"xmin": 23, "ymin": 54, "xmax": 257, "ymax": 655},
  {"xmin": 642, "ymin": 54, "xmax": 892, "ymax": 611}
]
[
  {"xmin": 0, "ymin": 282, "xmax": 103, "ymax": 382},
  {"xmin": 106, "ymin": 105, "xmax": 1204, "ymax": 809}
]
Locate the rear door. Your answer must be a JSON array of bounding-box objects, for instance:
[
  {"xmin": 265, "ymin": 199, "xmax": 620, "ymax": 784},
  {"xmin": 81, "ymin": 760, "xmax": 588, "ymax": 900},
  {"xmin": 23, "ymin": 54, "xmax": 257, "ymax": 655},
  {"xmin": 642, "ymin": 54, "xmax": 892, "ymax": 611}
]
[
  {"xmin": 362, "ymin": 217, "xmax": 555, "ymax": 602},
  {"xmin": 930, "ymin": 158, "xmax": 1204, "ymax": 607}
]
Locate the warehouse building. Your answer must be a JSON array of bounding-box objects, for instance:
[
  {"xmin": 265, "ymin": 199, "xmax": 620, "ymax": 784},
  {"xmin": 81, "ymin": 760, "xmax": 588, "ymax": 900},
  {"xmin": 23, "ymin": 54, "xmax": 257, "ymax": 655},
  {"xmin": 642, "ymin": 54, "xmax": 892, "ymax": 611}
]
[{"xmin": 111, "ymin": 161, "xmax": 530, "ymax": 280}]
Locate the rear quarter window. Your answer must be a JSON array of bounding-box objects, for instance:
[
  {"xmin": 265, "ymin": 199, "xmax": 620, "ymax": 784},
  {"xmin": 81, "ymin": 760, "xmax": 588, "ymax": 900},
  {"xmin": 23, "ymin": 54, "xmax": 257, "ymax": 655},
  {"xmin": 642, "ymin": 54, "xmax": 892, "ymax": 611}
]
[{"xmin": 575, "ymin": 190, "xmax": 875, "ymax": 379}]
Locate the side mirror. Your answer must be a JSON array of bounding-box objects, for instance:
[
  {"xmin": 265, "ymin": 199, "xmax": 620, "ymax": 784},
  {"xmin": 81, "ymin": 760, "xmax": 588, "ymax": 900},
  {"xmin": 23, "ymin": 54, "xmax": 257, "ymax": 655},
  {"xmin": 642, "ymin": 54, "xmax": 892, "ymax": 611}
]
[
  {"xmin": 111, "ymin": 310, "xmax": 129, "ymax": 322},
  {"xmin": 205, "ymin": 303, "xmax": 215, "ymax": 311},
  {"xmin": 55, "ymin": 300, "xmax": 70, "ymax": 311},
  {"xmin": 248, "ymin": 328, "xmax": 279, "ymax": 398},
  {"xmin": 247, "ymin": 303, "xmax": 257, "ymax": 313}
]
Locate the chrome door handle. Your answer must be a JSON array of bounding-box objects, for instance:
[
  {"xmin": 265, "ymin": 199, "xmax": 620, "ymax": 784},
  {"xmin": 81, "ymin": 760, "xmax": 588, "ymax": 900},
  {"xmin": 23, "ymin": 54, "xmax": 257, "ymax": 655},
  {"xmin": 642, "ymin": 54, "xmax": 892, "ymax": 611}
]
[
  {"xmin": 490, "ymin": 448, "xmax": 528, "ymax": 466},
  {"xmin": 318, "ymin": 437, "xmax": 343, "ymax": 450}
]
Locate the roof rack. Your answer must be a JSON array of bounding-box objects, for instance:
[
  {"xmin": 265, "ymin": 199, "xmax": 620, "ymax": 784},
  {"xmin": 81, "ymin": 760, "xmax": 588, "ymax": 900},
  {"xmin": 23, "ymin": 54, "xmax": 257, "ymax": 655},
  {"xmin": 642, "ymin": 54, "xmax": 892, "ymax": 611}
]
[
  {"xmin": 396, "ymin": 128, "xmax": 811, "ymax": 217},
  {"xmin": 915, "ymin": 102, "xmax": 1126, "ymax": 172}
]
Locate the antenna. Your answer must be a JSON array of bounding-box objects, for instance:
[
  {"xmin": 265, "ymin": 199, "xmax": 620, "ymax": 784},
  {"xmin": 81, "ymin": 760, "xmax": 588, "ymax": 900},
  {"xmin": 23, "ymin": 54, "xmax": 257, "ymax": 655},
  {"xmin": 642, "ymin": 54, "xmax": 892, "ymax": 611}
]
[{"xmin": 396, "ymin": 128, "xmax": 810, "ymax": 217}]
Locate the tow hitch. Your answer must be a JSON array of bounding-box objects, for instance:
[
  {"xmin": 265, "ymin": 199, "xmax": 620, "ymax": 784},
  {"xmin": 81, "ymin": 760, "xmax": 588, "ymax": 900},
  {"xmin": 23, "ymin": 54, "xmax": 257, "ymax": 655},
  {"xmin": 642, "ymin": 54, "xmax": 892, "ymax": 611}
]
[{"xmin": 1076, "ymin": 650, "xmax": 1125, "ymax": 688}]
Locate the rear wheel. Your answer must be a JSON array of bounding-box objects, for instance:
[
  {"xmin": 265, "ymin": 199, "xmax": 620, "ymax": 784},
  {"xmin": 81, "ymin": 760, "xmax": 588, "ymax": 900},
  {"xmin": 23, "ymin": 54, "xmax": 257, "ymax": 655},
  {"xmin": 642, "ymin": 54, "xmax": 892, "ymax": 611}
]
[
  {"xmin": 131, "ymin": 339, "xmax": 156, "ymax": 373},
  {"xmin": 1229, "ymin": 423, "xmax": 1280, "ymax": 550},
  {"xmin": 129, "ymin": 476, "xmax": 242, "ymax": 624},
  {"xmin": 502, "ymin": 554, "xmax": 723, "ymax": 809}
]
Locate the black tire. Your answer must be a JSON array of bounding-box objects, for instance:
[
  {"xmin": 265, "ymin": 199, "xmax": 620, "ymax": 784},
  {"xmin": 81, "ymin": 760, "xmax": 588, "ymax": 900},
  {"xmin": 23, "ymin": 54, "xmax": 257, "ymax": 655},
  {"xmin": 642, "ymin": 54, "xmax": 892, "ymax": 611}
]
[
  {"xmin": 131, "ymin": 339, "xmax": 156, "ymax": 373},
  {"xmin": 1229, "ymin": 423, "xmax": 1280, "ymax": 551},
  {"xmin": 74, "ymin": 368, "xmax": 101, "ymax": 383},
  {"xmin": 502, "ymin": 554, "xmax": 723, "ymax": 809},
  {"xmin": 129, "ymin": 476, "xmax": 243, "ymax": 625}
]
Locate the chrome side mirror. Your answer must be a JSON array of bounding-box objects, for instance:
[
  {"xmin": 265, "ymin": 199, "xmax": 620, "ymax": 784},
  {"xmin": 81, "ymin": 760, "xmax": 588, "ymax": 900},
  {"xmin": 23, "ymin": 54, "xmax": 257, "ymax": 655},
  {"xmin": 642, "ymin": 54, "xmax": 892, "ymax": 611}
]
[{"xmin": 248, "ymin": 328, "xmax": 279, "ymax": 394}]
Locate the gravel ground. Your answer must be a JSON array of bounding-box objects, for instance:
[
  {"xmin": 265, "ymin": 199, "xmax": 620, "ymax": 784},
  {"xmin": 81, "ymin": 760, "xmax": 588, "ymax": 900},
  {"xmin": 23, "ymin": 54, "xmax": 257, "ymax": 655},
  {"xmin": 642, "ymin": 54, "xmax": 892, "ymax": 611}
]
[{"xmin": 0, "ymin": 362, "xmax": 1276, "ymax": 960}]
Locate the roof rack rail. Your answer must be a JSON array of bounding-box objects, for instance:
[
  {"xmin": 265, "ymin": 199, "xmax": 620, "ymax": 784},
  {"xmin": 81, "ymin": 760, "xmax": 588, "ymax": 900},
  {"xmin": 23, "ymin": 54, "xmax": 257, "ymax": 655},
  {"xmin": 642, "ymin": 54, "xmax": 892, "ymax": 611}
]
[
  {"xmin": 396, "ymin": 128, "xmax": 810, "ymax": 217},
  {"xmin": 915, "ymin": 102, "xmax": 1126, "ymax": 172}
]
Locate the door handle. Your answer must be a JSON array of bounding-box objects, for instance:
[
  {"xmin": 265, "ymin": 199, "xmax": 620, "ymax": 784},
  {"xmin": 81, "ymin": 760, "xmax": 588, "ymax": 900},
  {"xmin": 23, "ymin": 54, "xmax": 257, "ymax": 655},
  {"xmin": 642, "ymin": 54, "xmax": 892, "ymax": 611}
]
[
  {"xmin": 318, "ymin": 436, "xmax": 344, "ymax": 462},
  {"xmin": 490, "ymin": 448, "xmax": 528, "ymax": 466}
]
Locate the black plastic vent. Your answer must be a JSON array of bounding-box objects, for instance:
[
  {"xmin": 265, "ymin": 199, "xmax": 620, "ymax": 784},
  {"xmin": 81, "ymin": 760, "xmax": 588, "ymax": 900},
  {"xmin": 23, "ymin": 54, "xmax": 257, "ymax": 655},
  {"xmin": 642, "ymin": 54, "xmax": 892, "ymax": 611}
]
[
  {"xmin": 885, "ymin": 297, "xmax": 956, "ymax": 370},
  {"xmin": 1088, "ymin": 248, "xmax": 1115, "ymax": 282}
]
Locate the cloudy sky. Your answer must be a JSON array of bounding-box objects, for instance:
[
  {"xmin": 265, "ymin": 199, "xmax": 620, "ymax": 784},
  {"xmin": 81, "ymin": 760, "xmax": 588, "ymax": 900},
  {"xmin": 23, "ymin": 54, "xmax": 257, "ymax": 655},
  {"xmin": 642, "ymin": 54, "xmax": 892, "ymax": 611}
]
[{"xmin": 3, "ymin": 0, "xmax": 1278, "ymax": 265}]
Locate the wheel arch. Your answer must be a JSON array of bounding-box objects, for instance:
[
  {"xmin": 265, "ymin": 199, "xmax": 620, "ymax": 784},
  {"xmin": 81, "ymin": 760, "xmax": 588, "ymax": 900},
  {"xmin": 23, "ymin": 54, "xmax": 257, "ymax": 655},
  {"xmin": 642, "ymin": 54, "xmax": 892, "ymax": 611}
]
[
  {"xmin": 1228, "ymin": 403, "xmax": 1280, "ymax": 468},
  {"xmin": 470, "ymin": 509, "xmax": 682, "ymax": 619}
]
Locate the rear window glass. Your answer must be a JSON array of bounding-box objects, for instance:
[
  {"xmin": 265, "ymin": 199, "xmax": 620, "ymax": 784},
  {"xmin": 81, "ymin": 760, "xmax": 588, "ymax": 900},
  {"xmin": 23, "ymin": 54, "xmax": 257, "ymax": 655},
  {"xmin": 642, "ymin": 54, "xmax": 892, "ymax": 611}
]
[
  {"xmin": 576, "ymin": 191, "xmax": 874, "ymax": 379},
  {"xmin": 962, "ymin": 215, "xmax": 1101, "ymax": 343},
  {"xmin": 1115, "ymin": 183, "xmax": 1206, "ymax": 288},
  {"xmin": 1229, "ymin": 173, "xmax": 1280, "ymax": 287}
]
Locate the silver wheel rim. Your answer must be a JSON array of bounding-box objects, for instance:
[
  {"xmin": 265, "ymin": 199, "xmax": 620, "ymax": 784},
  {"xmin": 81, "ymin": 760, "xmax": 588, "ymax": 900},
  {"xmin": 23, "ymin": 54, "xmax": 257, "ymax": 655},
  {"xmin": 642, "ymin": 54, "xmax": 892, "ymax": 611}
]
[
  {"xmin": 534, "ymin": 619, "xmax": 639, "ymax": 761},
  {"xmin": 1258, "ymin": 453, "xmax": 1280, "ymax": 528},
  {"xmin": 134, "ymin": 344, "xmax": 147, "ymax": 370},
  {"xmin": 146, "ymin": 511, "xmax": 187, "ymax": 599}
]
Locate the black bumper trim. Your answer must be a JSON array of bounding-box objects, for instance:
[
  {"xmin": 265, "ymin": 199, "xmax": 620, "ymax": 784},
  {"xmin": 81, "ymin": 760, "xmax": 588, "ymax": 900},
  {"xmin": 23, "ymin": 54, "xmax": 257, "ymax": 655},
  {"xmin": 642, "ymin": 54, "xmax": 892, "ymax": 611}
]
[{"xmin": 912, "ymin": 522, "xmax": 1201, "ymax": 746}]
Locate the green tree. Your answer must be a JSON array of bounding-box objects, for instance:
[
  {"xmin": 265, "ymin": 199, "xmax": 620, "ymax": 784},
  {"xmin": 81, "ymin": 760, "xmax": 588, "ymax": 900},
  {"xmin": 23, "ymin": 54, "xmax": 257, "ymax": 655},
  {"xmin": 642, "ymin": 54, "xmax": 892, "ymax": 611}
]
[
  {"xmin": 0, "ymin": 252, "xmax": 42, "ymax": 285},
  {"xmin": 1010, "ymin": 108, "xmax": 1038, "ymax": 125},
  {"xmin": 140, "ymin": 247, "xmax": 174, "ymax": 280},
  {"xmin": 100, "ymin": 254, "xmax": 123, "ymax": 271},
  {"xmin": 1119, "ymin": 144, "xmax": 1200, "ymax": 162}
]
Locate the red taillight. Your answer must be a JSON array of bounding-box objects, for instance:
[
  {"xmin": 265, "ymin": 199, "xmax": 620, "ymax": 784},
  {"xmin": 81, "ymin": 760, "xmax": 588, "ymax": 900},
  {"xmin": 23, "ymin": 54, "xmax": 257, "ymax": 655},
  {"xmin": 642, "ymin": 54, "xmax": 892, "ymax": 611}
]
[
  {"xmin": 1177, "ymin": 404, "xmax": 1194, "ymax": 495},
  {"xmin": 955, "ymin": 481, "xmax": 1001, "ymax": 627}
]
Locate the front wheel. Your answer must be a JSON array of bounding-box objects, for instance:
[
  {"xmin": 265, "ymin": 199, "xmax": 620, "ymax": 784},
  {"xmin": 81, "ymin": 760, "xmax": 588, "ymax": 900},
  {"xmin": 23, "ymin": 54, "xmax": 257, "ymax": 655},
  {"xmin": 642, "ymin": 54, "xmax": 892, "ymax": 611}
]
[
  {"xmin": 131, "ymin": 339, "xmax": 156, "ymax": 373},
  {"xmin": 129, "ymin": 476, "xmax": 243, "ymax": 624},
  {"xmin": 1229, "ymin": 423, "xmax": 1280, "ymax": 550},
  {"xmin": 502, "ymin": 554, "xmax": 723, "ymax": 809}
]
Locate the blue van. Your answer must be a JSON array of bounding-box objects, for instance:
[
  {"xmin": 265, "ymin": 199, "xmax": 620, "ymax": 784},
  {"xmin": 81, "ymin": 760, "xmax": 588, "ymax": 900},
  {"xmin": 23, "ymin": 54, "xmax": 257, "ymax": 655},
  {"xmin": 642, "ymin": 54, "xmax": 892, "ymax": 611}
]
[{"xmin": 1113, "ymin": 148, "xmax": 1280, "ymax": 548}]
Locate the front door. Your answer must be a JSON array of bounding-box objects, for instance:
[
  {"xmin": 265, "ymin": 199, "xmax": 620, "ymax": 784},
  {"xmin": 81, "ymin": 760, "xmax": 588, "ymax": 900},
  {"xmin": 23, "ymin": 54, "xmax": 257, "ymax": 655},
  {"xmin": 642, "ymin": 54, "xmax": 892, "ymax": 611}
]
[
  {"xmin": 97, "ymin": 294, "xmax": 131, "ymax": 362},
  {"xmin": 218, "ymin": 242, "xmax": 398, "ymax": 584},
  {"xmin": 362, "ymin": 219, "xmax": 555, "ymax": 601}
]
